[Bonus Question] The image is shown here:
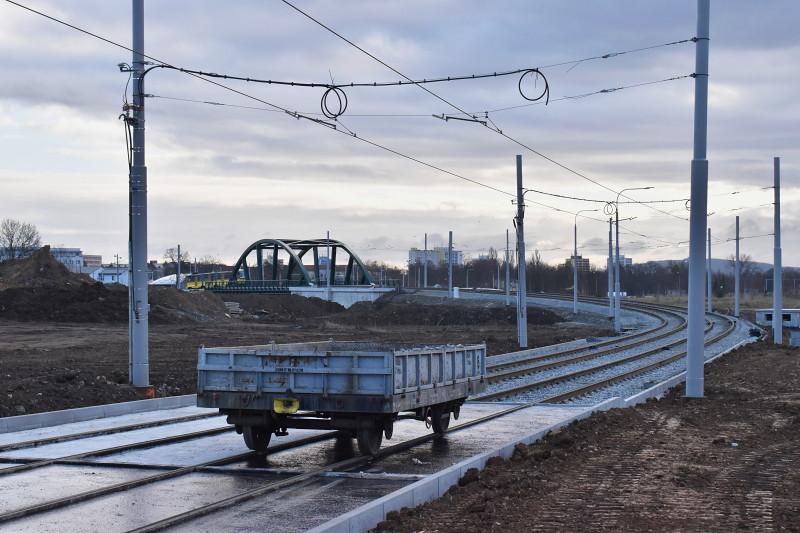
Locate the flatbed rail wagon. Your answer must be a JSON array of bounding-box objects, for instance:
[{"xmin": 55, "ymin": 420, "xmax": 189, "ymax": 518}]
[{"xmin": 197, "ymin": 341, "xmax": 487, "ymax": 455}]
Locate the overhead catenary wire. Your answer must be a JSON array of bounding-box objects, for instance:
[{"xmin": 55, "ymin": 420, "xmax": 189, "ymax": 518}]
[
  {"xmin": 7, "ymin": 0, "xmax": 709, "ymax": 250},
  {"xmin": 279, "ymin": 0, "xmax": 691, "ymax": 222}
]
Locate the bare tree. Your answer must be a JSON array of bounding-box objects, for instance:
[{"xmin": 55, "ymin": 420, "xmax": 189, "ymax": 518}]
[
  {"xmin": 0, "ymin": 218, "xmax": 42, "ymax": 260},
  {"xmin": 198, "ymin": 254, "xmax": 223, "ymax": 265},
  {"xmin": 163, "ymin": 247, "xmax": 191, "ymax": 263}
]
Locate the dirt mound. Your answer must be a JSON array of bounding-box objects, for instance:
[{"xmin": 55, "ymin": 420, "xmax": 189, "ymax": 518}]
[
  {"xmin": 333, "ymin": 299, "xmax": 560, "ymax": 327},
  {"xmin": 223, "ymin": 293, "xmax": 345, "ymax": 321},
  {"xmin": 0, "ymin": 246, "xmax": 92, "ymax": 289},
  {"xmin": 149, "ymin": 287, "xmax": 229, "ymax": 323},
  {"xmin": 0, "ymin": 283, "xmax": 229, "ymax": 324}
]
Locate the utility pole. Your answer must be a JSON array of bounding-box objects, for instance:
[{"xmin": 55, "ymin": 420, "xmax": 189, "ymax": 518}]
[
  {"xmin": 686, "ymin": 0, "xmax": 710, "ymax": 398},
  {"xmin": 447, "ymin": 230, "xmax": 453, "ymax": 297},
  {"xmin": 734, "ymin": 216, "xmax": 740, "ymax": 318},
  {"xmin": 614, "ymin": 206, "xmax": 621, "ymax": 332},
  {"xmin": 515, "ymin": 155, "xmax": 528, "ymax": 348},
  {"xmin": 505, "ymin": 229, "xmax": 511, "ymax": 306},
  {"xmin": 128, "ymin": 0, "xmax": 150, "ymax": 390},
  {"xmin": 326, "ymin": 230, "xmax": 331, "ymax": 301},
  {"xmin": 176, "ymin": 244, "xmax": 181, "ymax": 290},
  {"xmin": 773, "ymin": 157, "xmax": 783, "ymax": 344},
  {"xmin": 706, "ymin": 229, "xmax": 712, "ymax": 312},
  {"xmin": 423, "ymin": 233, "xmax": 428, "ymax": 288},
  {"xmin": 608, "ymin": 218, "xmax": 613, "ymax": 318}
]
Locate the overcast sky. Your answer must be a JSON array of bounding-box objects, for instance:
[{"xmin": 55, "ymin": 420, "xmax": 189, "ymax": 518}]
[{"xmin": 0, "ymin": 0, "xmax": 797, "ymax": 268}]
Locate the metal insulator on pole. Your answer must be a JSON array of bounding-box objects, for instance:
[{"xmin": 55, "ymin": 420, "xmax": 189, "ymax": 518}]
[
  {"xmin": 515, "ymin": 155, "xmax": 528, "ymax": 348},
  {"xmin": 129, "ymin": 0, "xmax": 150, "ymax": 390},
  {"xmin": 686, "ymin": 0, "xmax": 711, "ymax": 398},
  {"xmin": 773, "ymin": 157, "xmax": 783, "ymax": 344},
  {"xmin": 734, "ymin": 216, "xmax": 740, "ymax": 318}
]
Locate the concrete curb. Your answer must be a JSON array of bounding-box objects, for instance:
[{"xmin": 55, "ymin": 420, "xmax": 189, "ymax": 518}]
[
  {"xmin": 308, "ymin": 397, "xmax": 621, "ymax": 533},
  {"xmin": 0, "ymin": 394, "xmax": 198, "ymax": 433},
  {"xmin": 309, "ymin": 332, "xmax": 759, "ymax": 532}
]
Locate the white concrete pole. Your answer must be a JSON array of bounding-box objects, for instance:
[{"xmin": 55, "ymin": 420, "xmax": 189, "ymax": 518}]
[
  {"xmin": 515, "ymin": 155, "xmax": 528, "ymax": 348},
  {"xmin": 707, "ymin": 228, "xmax": 712, "ymax": 312},
  {"xmin": 447, "ymin": 230, "xmax": 453, "ymax": 297},
  {"xmin": 608, "ymin": 218, "xmax": 613, "ymax": 318},
  {"xmin": 734, "ymin": 216, "xmax": 740, "ymax": 318},
  {"xmin": 773, "ymin": 157, "xmax": 783, "ymax": 344},
  {"xmin": 423, "ymin": 233, "xmax": 428, "ymax": 288},
  {"xmin": 505, "ymin": 229, "xmax": 511, "ymax": 306},
  {"xmin": 686, "ymin": 0, "xmax": 711, "ymax": 398},
  {"xmin": 176, "ymin": 244, "xmax": 181, "ymax": 290},
  {"xmin": 129, "ymin": 0, "xmax": 150, "ymax": 389}
]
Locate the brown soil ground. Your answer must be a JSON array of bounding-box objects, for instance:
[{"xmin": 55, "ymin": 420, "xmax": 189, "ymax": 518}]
[
  {"xmin": 0, "ymin": 252, "xmax": 611, "ymax": 417},
  {"xmin": 375, "ymin": 342, "xmax": 800, "ymax": 532}
]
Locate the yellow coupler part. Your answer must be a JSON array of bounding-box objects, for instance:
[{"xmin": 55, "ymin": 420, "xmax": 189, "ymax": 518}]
[{"xmin": 273, "ymin": 398, "xmax": 300, "ymax": 414}]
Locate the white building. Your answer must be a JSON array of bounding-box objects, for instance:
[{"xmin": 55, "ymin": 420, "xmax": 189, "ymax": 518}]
[{"xmin": 90, "ymin": 265, "xmax": 129, "ymax": 285}]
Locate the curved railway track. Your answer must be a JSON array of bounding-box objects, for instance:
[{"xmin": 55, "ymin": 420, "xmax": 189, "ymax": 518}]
[{"xmin": 0, "ymin": 293, "xmax": 742, "ymax": 531}]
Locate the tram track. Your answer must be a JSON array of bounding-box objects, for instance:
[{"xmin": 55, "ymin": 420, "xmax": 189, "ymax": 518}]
[{"xmin": 0, "ymin": 294, "xmax": 741, "ymax": 531}]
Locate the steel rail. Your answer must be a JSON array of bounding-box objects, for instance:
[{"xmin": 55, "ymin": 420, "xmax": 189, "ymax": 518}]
[
  {"xmin": 478, "ymin": 313, "xmax": 733, "ymax": 401},
  {"xmin": 125, "ymin": 314, "xmax": 734, "ymax": 532},
  {"xmin": 0, "ymin": 431, "xmax": 341, "ymax": 524},
  {"xmin": 0, "ymin": 425, "xmax": 233, "ymax": 476},
  {"xmin": 0, "ymin": 412, "xmax": 220, "ymax": 453},
  {"xmin": 488, "ymin": 309, "xmax": 687, "ymax": 380}
]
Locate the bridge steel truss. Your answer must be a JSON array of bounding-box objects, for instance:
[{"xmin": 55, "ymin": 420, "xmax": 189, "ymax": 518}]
[{"xmin": 209, "ymin": 238, "xmax": 374, "ymax": 293}]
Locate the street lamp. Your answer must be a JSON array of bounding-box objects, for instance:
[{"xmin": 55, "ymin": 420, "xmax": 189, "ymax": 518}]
[
  {"xmin": 612, "ymin": 186, "xmax": 654, "ymax": 332},
  {"xmin": 573, "ymin": 209, "xmax": 600, "ymax": 314}
]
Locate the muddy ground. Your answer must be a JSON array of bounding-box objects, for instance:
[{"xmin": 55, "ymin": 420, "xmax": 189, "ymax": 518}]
[
  {"xmin": 375, "ymin": 342, "xmax": 800, "ymax": 532},
  {"xmin": 0, "ymin": 296, "xmax": 611, "ymax": 417}
]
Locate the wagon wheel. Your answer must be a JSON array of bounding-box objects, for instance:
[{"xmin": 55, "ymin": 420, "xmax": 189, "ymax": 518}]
[
  {"xmin": 431, "ymin": 405, "xmax": 451, "ymax": 434},
  {"xmin": 356, "ymin": 426, "xmax": 383, "ymax": 456},
  {"xmin": 242, "ymin": 425, "xmax": 272, "ymax": 455}
]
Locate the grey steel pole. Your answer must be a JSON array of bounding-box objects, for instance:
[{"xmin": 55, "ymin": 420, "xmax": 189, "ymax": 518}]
[
  {"xmin": 505, "ymin": 228, "xmax": 511, "ymax": 306},
  {"xmin": 608, "ymin": 218, "xmax": 613, "ymax": 318},
  {"xmin": 614, "ymin": 208, "xmax": 621, "ymax": 332},
  {"xmin": 573, "ymin": 220, "xmax": 578, "ymax": 315},
  {"xmin": 423, "ymin": 233, "xmax": 428, "ymax": 288},
  {"xmin": 773, "ymin": 157, "xmax": 783, "ymax": 344},
  {"xmin": 129, "ymin": 0, "xmax": 149, "ymax": 389},
  {"xmin": 326, "ymin": 230, "xmax": 331, "ymax": 300},
  {"xmin": 447, "ymin": 231, "xmax": 453, "ymax": 297},
  {"xmin": 734, "ymin": 216, "xmax": 740, "ymax": 318},
  {"xmin": 176, "ymin": 244, "xmax": 180, "ymax": 290},
  {"xmin": 686, "ymin": 0, "xmax": 710, "ymax": 398},
  {"xmin": 707, "ymin": 228, "xmax": 712, "ymax": 312},
  {"xmin": 515, "ymin": 155, "xmax": 528, "ymax": 348}
]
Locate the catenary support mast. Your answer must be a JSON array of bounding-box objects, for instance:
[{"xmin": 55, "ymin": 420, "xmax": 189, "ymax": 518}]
[
  {"xmin": 773, "ymin": 157, "xmax": 783, "ymax": 344},
  {"xmin": 129, "ymin": 0, "xmax": 149, "ymax": 389},
  {"xmin": 686, "ymin": 0, "xmax": 711, "ymax": 397},
  {"xmin": 516, "ymin": 155, "xmax": 528, "ymax": 348}
]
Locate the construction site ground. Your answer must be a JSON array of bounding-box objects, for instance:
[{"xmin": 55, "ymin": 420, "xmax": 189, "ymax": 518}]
[
  {"xmin": 0, "ymin": 249, "xmax": 613, "ymax": 417},
  {"xmin": 375, "ymin": 341, "xmax": 800, "ymax": 532}
]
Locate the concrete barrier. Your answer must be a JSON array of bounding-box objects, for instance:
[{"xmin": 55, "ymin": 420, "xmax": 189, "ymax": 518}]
[
  {"xmin": 308, "ymin": 397, "xmax": 621, "ymax": 533},
  {"xmin": 0, "ymin": 394, "xmax": 198, "ymax": 433}
]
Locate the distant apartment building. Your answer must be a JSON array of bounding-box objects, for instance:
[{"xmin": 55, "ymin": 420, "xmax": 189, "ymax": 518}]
[
  {"xmin": 567, "ymin": 255, "xmax": 591, "ymax": 273},
  {"xmin": 618, "ymin": 255, "xmax": 633, "ymax": 267},
  {"xmin": 408, "ymin": 246, "xmax": 464, "ymax": 266}
]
